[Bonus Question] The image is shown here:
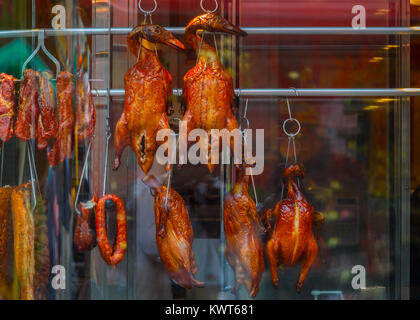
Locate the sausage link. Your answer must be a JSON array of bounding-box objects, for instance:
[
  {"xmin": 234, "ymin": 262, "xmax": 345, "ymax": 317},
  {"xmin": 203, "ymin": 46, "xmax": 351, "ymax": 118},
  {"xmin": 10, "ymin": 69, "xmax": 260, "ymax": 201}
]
[{"xmin": 95, "ymin": 194, "xmax": 127, "ymax": 267}]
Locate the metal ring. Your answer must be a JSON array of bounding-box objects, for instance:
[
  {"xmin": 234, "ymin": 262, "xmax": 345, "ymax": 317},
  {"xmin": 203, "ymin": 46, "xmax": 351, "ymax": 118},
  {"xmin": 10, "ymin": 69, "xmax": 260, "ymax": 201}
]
[
  {"xmin": 289, "ymin": 87, "xmax": 299, "ymax": 96},
  {"xmin": 200, "ymin": 0, "xmax": 218, "ymax": 13},
  {"xmin": 282, "ymin": 118, "xmax": 301, "ymax": 137},
  {"xmin": 139, "ymin": 0, "xmax": 157, "ymax": 14}
]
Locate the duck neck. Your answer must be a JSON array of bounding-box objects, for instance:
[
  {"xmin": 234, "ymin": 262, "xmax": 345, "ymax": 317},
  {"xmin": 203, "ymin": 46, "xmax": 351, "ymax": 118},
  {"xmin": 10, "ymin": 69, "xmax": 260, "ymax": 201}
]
[
  {"xmin": 286, "ymin": 178, "xmax": 304, "ymax": 201},
  {"xmin": 233, "ymin": 172, "xmax": 250, "ymax": 195},
  {"xmin": 186, "ymin": 30, "xmax": 219, "ymax": 64}
]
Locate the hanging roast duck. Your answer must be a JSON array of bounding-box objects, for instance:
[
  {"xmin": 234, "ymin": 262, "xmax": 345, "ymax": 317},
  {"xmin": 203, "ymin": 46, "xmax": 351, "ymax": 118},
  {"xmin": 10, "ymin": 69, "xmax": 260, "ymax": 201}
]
[
  {"xmin": 144, "ymin": 175, "xmax": 204, "ymax": 289},
  {"xmin": 263, "ymin": 163, "xmax": 324, "ymax": 292},
  {"xmin": 113, "ymin": 25, "xmax": 186, "ymax": 176},
  {"xmin": 180, "ymin": 13, "xmax": 247, "ymax": 173},
  {"xmin": 223, "ymin": 168, "xmax": 265, "ymax": 298}
]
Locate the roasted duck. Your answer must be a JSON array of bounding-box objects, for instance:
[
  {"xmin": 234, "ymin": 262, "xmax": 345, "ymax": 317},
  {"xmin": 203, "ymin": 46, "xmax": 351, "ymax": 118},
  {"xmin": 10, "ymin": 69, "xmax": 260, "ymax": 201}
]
[
  {"xmin": 75, "ymin": 70, "xmax": 96, "ymax": 142},
  {"xmin": 33, "ymin": 198, "xmax": 50, "ymax": 300},
  {"xmin": 263, "ymin": 164, "xmax": 324, "ymax": 292},
  {"xmin": 0, "ymin": 73, "xmax": 16, "ymax": 144},
  {"xmin": 74, "ymin": 197, "xmax": 98, "ymax": 252},
  {"xmin": 223, "ymin": 170, "xmax": 265, "ymax": 298},
  {"xmin": 181, "ymin": 13, "xmax": 247, "ymax": 172},
  {"xmin": 48, "ymin": 71, "xmax": 74, "ymax": 166},
  {"xmin": 113, "ymin": 25, "xmax": 185, "ymax": 175},
  {"xmin": 0, "ymin": 186, "xmax": 13, "ymax": 299},
  {"xmin": 95, "ymin": 194, "xmax": 127, "ymax": 267},
  {"xmin": 144, "ymin": 175, "xmax": 204, "ymax": 289},
  {"xmin": 11, "ymin": 182, "xmax": 35, "ymax": 300},
  {"xmin": 36, "ymin": 71, "xmax": 58, "ymax": 150},
  {"xmin": 15, "ymin": 69, "xmax": 39, "ymax": 141}
]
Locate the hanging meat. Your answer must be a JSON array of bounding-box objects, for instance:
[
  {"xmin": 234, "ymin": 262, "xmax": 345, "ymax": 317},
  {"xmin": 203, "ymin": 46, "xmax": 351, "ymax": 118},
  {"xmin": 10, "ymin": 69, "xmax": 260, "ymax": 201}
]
[
  {"xmin": 180, "ymin": 13, "xmax": 247, "ymax": 172},
  {"xmin": 95, "ymin": 194, "xmax": 127, "ymax": 267},
  {"xmin": 74, "ymin": 197, "xmax": 98, "ymax": 252},
  {"xmin": 36, "ymin": 71, "xmax": 58, "ymax": 150},
  {"xmin": 15, "ymin": 69, "xmax": 39, "ymax": 141},
  {"xmin": 48, "ymin": 71, "xmax": 74, "ymax": 167},
  {"xmin": 75, "ymin": 70, "xmax": 96, "ymax": 142},
  {"xmin": 11, "ymin": 182, "xmax": 35, "ymax": 300},
  {"xmin": 113, "ymin": 24, "xmax": 186, "ymax": 176},
  {"xmin": 0, "ymin": 186, "xmax": 13, "ymax": 299},
  {"xmin": 263, "ymin": 163, "xmax": 324, "ymax": 292},
  {"xmin": 144, "ymin": 175, "xmax": 204, "ymax": 289},
  {"xmin": 33, "ymin": 198, "xmax": 50, "ymax": 300},
  {"xmin": 223, "ymin": 169, "xmax": 265, "ymax": 298},
  {"xmin": 0, "ymin": 73, "xmax": 16, "ymax": 144}
]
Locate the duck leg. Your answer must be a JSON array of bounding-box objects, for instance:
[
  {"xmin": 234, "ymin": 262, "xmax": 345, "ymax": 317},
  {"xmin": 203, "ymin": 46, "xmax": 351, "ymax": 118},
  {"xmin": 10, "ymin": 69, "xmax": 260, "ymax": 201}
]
[
  {"xmin": 296, "ymin": 238, "xmax": 318, "ymax": 293},
  {"xmin": 266, "ymin": 238, "xmax": 281, "ymax": 286},
  {"xmin": 113, "ymin": 112, "xmax": 130, "ymax": 170}
]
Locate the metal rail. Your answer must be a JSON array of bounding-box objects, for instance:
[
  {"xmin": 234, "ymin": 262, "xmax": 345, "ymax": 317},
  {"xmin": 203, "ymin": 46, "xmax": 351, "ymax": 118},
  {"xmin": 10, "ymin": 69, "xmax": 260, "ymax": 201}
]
[
  {"xmin": 92, "ymin": 88, "xmax": 420, "ymax": 97},
  {"xmin": 0, "ymin": 27, "xmax": 420, "ymax": 38}
]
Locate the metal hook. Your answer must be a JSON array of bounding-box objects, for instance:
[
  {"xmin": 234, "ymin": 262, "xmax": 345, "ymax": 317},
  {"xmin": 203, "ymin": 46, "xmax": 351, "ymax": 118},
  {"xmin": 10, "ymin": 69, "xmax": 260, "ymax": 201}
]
[
  {"xmin": 200, "ymin": 0, "xmax": 218, "ymax": 13},
  {"xmin": 26, "ymin": 142, "xmax": 40, "ymax": 211},
  {"xmin": 103, "ymin": 89, "xmax": 112, "ymax": 197},
  {"xmin": 74, "ymin": 139, "xmax": 93, "ymax": 215},
  {"xmin": 21, "ymin": 30, "xmax": 61, "ymax": 80},
  {"xmin": 282, "ymin": 118, "xmax": 301, "ymax": 137},
  {"xmin": 139, "ymin": 0, "xmax": 158, "ymax": 15},
  {"xmin": 0, "ymin": 142, "xmax": 4, "ymax": 187},
  {"xmin": 164, "ymin": 168, "xmax": 172, "ymax": 212}
]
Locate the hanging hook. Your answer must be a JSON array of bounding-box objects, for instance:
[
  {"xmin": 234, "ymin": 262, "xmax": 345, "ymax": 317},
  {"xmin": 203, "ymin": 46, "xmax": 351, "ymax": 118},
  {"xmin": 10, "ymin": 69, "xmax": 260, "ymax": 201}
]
[
  {"xmin": 164, "ymin": 168, "xmax": 172, "ymax": 212},
  {"xmin": 240, "ymin": 98, "xmax": 250, "ymax": 132},
  {"xmin": 103, "ymin": 89, "xmax": 112, "ymax": 197},
  {"xmin": 21, "ymin": 30, "xmax": 61, "ymax": 80},
  {"xmin": 74, "ymin": 139, "xmax": 93, "ymax": 215},
  {"xmin": 0, "ymin": 142, "xmax": 4, "ymax": 187},
  {"xmin": 139, "ymin": 0, "xmax": 158, "ymax": 15},
  {"xmin": 26, "ymin": 142, "xmax": 40, "ymax": 211},
  {"xmin": 237, "ymin": 98, "xmax": 259, "ymax": 209},
  {"xmin": 200, "ymin": 0, "xmax": 218, "ymax": 13}
]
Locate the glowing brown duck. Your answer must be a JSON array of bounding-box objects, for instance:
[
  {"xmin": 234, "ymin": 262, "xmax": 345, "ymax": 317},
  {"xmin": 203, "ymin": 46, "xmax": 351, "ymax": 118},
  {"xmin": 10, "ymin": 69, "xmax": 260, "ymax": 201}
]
[
  {"xmin": 263, "ymin": 163, "xmax": 324, "ymax": 292},
  {"xmin": 113, "ymin": 25, "xmax": 185, "ymax": 176},
  {"xmin": 144, "ymin": 175, "xmax": 204, "ymax": 289},
  {"xmin": 223, "ymin": 169, "xmax": 265, "ymax": 298},
  {"xmin": 180, "ymin": 13, "xmax": 247, "ymax": 173}
]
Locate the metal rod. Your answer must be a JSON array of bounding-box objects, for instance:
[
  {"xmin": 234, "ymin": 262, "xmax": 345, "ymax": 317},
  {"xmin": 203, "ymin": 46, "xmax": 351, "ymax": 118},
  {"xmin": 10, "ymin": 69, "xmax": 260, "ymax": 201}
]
[
  {"xmin": 91, "ymin": 88, "xmax": 420, "ymax": 97},
  {"xmin": 0, "ymin": 26, "xmax": 419, "ymax": 38}
]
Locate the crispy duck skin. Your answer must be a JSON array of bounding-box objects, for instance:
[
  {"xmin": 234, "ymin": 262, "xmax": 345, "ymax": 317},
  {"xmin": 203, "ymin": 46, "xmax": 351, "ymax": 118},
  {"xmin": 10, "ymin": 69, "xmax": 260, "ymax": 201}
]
[
  {"xmin": 74, "ymin": 197, "xmax": 98, "ymax": 252},
  {"xmin": 48, "ymin": 71, "xmax": 74, "ymax": 166},
  {"xmin": 0, "ymin": 186, "xmax": 13, "ymax": 299},
  {"xmin": 181, "ymin": 13, "xmax": 247, "ymax": 172},
  {"xmin": 145, "ymin": 175, "xmax": 204, "ymax": 289},
  {"xmin": 113, "ymin": 25, "xmax": 185, "ymax": 175},
  {"xmin": 33, "ymin": 198, "xmax": 50, "ymax": 300},
  {"xmin": 0, "ymin": 73, "xmax": 16, "ymax": 143},
  {"xmin": 75, "ymin": 70, "xmax": 96, "ymax": 142},
  {"xmin": 36, "ymin": 71, "xmax": 58, "ymax": 150},
  {"xmin": 15, "ymin": 69, "xmax": 39, "ymax": 141},
  {"xmin": 11, "ymin": 182, "xmax": 35, "ymax": 300},
  {"xmin": 223, "ymin": 170, "xmax": 265, "ymax": 298},
  {"xmin": 263, "ymin": 164, "xmax": 324, "ymax": 292}
]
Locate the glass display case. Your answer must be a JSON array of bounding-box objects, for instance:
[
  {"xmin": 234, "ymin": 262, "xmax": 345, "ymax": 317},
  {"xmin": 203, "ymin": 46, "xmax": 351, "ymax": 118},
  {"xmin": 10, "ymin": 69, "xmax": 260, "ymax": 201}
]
[{"xmin": 0, "ymin": 0, "xmax": 418, "ymax": 300}]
